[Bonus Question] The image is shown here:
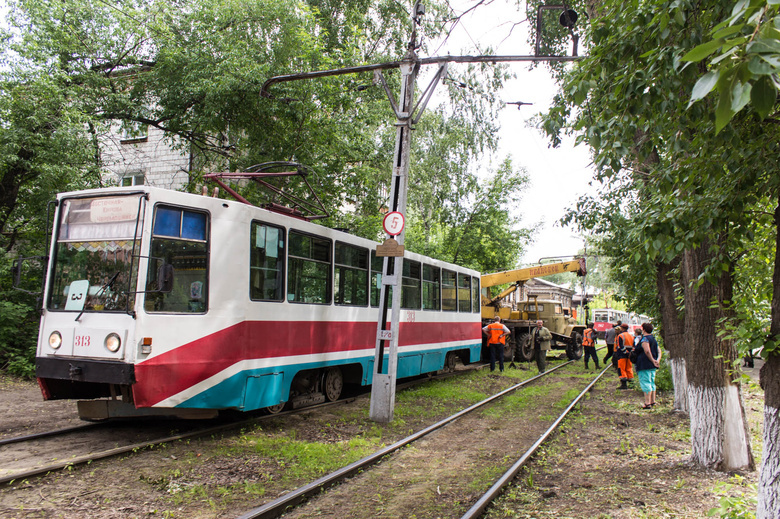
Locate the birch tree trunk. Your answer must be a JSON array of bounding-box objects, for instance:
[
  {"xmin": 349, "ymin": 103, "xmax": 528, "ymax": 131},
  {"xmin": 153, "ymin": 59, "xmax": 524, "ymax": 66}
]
[
  {"xmin": 757, "ymin": 197, "xmax": 780, "ymax": 518},
  {"xmin": 682, "ymin": 238, "xmax": 754, "ymax": 471},
  {"xmin": 655, "ymin": 258, "xmax": 688, "ymax": 413}
]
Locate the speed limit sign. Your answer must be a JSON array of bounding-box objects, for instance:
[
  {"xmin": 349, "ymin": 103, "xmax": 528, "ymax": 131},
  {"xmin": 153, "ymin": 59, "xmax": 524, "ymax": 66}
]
[{"xmin": 382, "ymin": 211, "xmax": 405, "ymax": 236}]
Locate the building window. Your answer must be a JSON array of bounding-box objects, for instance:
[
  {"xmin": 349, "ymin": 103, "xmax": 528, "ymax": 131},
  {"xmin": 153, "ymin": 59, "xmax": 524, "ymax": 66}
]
[
  {"xmin": 119, "ymin": 120, "xmax": 148, "ymax": 143},
  {"xmin": 121, "ymin": 173, "xmax": 145, "ymax": 186}
]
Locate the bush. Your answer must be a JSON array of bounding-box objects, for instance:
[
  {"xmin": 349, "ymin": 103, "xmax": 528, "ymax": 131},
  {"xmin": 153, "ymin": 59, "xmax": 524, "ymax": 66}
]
[
  {"xmin": 0, "ymin": 253, "xmax": 41, "ymax": 378},
  {"xmin": 655, "ymin": 357, "xmax": 674, "ymax": 392}
]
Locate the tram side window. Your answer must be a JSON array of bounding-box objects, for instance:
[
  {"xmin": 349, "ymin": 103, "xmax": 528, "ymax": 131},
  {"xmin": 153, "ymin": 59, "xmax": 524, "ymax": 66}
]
[
  {"xmin": 401, "ymin": 259, "xmax": 421, "ymax": 309},
  {"xmin": 472, "ymin": 276, "xmax": 480, "ymax": 313},
  {"xmin": 288, "ymin": 231, "xmax": 331, "ymax": 304},
  {"xmin": 422, "ymin": 264, "xmax": 440, "ymax": 311},
  {"xmin": 335, "ymin": 242, "xmax": 368, "ymax": 306},
  {"xmin": 145, "ymin": 206, "xmax": 209, "ymax": 313},
  {"xmin": 250, "ymin": 222, "xmax": 284, "ymax": 301},
  {"xmin": 442, "ymin": 269, "xmax": 456, "ymax": 311},
  {"xmin": 370, "ymin": 251, "xmax": 383, "ymax": 307},
  {"xmin": 457, "ymin": 273, "xmax": 471, "ymax": 312}
]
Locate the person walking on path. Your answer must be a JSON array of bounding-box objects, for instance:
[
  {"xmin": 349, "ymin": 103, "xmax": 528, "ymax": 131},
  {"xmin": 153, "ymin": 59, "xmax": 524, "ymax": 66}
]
[
  {"xmin": 582, "ymin": 323, "xmax": 599, "ymax": 370},
  {"xmin": 483, "ymin": 316, "xmax": 510, "ymax": 372},
  {"xmin": 603, "ymin": 322, "xmax": 619, "ymax": 370},
  {"xmin": 532, "ymin": 320, "xmax": 552, "ymax": 373},
  {"xmin": 635, "ymin": 322, "xmax": 662, "ymax": 408},
  {"xmin": 616, "ymin": 323, "xmax": 636, "ymax": 389}
]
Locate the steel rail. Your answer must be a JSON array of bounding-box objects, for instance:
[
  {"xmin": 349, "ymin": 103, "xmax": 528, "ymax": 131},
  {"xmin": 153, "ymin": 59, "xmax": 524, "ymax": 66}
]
[
  {"xmin": 460, "ymin": 364, "xmax": 611, "ymax": 518},
  {"xmin": 0, "ymin": 422, "xmax": 106, "ymax": 447},
  {"xmin": 0, "ymin": 398, "xmax": 354, "ymax": 486},
  {"xmin": 0, "ymin": 362, "xmax": 484, "ymax": 486},
  {"xmin": 236, "ymin": 359, "xmax": 575, "ymax": 519}
]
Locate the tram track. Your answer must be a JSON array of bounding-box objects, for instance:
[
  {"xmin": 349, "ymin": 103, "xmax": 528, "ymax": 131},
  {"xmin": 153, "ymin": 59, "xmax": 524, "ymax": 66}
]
[
  {"xmin": 0, "ymin": 399, "xmax": 358, "ymax": 486},
  {"xmin": 235, "ymin": 359, "xmax": 595, "ymax": 519},
  {"xmin": 461, "ymin": 364, "xmax": 610, "ymax": 518},
  {"xmin": 0, "ymin": 362, "xmax": 486, "ymax": 487}
]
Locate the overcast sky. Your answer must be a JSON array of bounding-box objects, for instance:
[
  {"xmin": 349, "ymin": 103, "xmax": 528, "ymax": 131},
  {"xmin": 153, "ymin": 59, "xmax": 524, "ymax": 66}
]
[{"xmin": 430, "ymin": 1, "xmax": 598, "ymax": 266}]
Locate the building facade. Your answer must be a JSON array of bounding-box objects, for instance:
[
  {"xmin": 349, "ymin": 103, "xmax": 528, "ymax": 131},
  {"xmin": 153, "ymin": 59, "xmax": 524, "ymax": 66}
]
[{"xmin": 100, "ymin": 122, "xmax": 191, "ymax": 190}]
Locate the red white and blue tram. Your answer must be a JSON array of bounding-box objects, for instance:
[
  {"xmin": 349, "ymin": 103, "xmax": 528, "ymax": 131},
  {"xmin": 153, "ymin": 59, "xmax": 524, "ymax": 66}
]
[
  {"xmin": 35, "ymin": 186, "xmax": 482, "ymax": 419},
  {"xmin": 591, "ymin": 308, "xmax": 628, "ymax": 339},
  {"xmin": 591, "ymin": 308, "xmax": 650, "ymax": 338}
]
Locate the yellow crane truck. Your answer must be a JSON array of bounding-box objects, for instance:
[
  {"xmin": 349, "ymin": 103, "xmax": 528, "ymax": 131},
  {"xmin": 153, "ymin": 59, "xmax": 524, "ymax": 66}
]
[{"xmin": 481, "ymin": 258, "xmax": 587, "ymax": 363}]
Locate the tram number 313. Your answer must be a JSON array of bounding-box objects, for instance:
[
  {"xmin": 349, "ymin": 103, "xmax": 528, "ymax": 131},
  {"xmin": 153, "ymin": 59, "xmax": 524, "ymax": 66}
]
[{"xmin": 74, "ymin": 335, "xmax": 91, "ymax": 347}]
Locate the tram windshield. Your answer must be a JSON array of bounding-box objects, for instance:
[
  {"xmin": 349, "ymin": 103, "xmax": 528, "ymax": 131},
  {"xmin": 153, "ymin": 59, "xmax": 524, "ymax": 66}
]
[{"xmin": 47, "ymin": 195, "xmax": 145, "ymax": 312}]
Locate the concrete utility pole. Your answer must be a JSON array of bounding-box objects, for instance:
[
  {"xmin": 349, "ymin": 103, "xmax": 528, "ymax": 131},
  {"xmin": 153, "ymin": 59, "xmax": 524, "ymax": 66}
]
[
  {"xmin": 259, "ymin": 2, "xmax": 582, "ymax": 424},
  {"xmin": 369, "ymin": 1, "xmax": 446, "ymax": 423},
  {"xmin": 367, "ymin": 56, "xmax": 414, "ymax": 422}
]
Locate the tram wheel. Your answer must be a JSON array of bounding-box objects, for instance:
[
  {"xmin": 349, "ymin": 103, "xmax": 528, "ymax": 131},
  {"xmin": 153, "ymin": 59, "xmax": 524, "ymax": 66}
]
[
  {"xmin": 516, "ymin": 333, "xmax": 534, "ymax": 362},
  {"xmin": 265, "ymin": 402, "xmax": 285, "ymax": 414},
  {"xmin": 444, "ymin": 351, "xmax": 457, "ymax": 372},
  {"xmin": 323, "ymin": 367, "xmax": 343, "ymax": 402}
]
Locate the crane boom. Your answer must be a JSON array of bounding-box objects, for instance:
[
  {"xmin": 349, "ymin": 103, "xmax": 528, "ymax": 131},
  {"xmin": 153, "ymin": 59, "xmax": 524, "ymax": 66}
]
[{"xmin": 481, "ymin": 257, "xmax": 586, "ymax": 288}]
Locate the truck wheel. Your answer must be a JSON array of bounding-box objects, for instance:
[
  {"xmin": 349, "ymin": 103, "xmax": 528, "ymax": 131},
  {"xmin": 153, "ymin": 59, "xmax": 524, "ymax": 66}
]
[
  {"xmin": 567, "ymin": 331, "xmax": 584, "ymax": 360},
  {"xmin": 502, "ymin": 341, "xmax": 514, "ymax": 362},
  {"xmin": 516, "ymin": 333, "xmax": 534, "ymax": 362}
]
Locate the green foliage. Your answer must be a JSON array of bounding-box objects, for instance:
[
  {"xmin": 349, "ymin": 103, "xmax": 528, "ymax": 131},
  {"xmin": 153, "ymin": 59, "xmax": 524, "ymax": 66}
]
[
  {"xmin": 400, "ymin": 116, "xmax": 533, "ymax": 273},
  {"xmin": 682, "ymin": 0, "xmax": 780, "ymax": 131},
  {"xmin": 655, "ymin": 358, "xmax": 674, "ymax": 393},
  {"xmin": 537, "ymin": 0, "xmax": 780, "ymax": 366},
  {"xmin": 707, "ymin": 476, "xmax": 757, "ymax": 518},
  {"xmin": 0, "ymin": 252, "xmax": 39, "ymax": 377},
  {"xmin": 250, "ymin": 434, "xmax": 377, "ymax": 481},
  {"xmin": 0, "ymin": 0, "xmax": 537, "ymax": 376}
]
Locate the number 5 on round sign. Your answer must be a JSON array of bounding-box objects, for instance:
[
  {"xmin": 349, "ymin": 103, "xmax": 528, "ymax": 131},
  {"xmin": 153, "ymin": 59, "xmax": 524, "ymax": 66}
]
[{"xmin": 382, "ymin": 211, "xmax": 405, "ymax": 236}]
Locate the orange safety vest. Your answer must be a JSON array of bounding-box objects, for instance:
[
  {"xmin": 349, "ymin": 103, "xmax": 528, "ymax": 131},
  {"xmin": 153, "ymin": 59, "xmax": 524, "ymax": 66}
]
[
  {"xmin": 583, "ymin": 328, "xmax": 595, "ymax": 346},
  {"xmin": 618, "ymin": 331, "xmax": 634, "ymax": 353},
  {"xmin": 487, "ymin": 322, "xmax": 507, "ymax": 345}
]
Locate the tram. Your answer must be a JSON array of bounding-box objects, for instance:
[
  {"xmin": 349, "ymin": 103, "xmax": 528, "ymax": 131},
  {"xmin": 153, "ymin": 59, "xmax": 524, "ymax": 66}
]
[
  {"xmin": 592, "ymin": 308, "xmax": 650, "ymax": 338},
  {"xmin": 591, "ymin": 308, "xmax": 628, "ymax": 339},
  {"xmin": 33, "ymin": 186, "xmax": 483, "ymax": 419}
]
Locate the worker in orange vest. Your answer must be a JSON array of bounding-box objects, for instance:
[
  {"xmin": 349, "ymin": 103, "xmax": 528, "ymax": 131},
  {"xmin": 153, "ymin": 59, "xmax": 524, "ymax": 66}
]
[
  {"xmin": 582, "ymin": 323, "xmax": 599, "ymax": 369},
  {"xmin": 483, "ymin": 316, "xmax": 511, "ymax": 372},
  {"xmin": 616, "ymin": 323, "xmax": 635, "ymax": 389}
]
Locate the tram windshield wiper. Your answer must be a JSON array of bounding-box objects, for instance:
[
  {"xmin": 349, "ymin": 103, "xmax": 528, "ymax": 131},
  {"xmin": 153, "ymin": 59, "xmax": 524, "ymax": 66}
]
[{"xmin": 74, "ymin": 271, "xmax": 121, "ymax": 322}]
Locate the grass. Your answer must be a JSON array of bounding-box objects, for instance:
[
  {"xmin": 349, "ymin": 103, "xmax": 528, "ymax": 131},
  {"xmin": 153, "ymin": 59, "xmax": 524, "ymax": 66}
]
[{"xmin": 482, "ymin": 383, "xmax": 555, "ymax": 418}]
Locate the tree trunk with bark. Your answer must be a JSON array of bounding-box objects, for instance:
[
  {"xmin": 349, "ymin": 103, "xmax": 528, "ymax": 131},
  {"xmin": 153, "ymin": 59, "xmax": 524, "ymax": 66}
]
[
  {"xmin": 682, "ymin": 238, "xmax": 754, "ymax": 471},
  {"xmin": 757, "ymin": 196, "xmax": 780, "ymax": 518},
  {"xmin": 655, "ymin": 258, "xmax": 688, "ymax": 413}
]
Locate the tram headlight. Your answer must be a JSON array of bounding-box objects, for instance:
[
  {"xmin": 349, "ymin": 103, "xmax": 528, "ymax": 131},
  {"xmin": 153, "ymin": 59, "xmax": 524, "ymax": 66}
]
[
  {"xmin": 48, "ymin": 331, "xmax": 62, "ymax": 350},
  {"xmin": 104, "ymin": 333, "xmax": 121, "ymax": 353}
]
